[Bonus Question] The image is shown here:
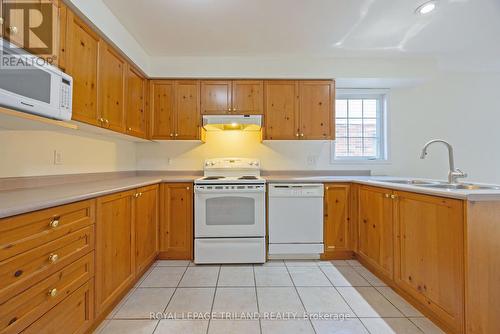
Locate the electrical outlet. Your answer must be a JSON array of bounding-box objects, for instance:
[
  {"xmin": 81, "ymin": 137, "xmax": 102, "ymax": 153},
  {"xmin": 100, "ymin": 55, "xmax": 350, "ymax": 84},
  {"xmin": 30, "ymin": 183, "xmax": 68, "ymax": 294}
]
[{"xmin": 53, "ymin": 150, "xmax": 63, "ymax": 165}]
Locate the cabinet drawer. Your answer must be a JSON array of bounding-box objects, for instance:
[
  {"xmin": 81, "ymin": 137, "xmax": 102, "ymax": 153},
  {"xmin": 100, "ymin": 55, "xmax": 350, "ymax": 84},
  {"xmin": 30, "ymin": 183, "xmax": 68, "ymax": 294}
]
[
  {"xmin": 0, "ymin": 252, "xmax": 94, "ymax": 334},
  {"xmin": 0, "ymin": 200, "xmax": 95, "ymax": 261},
  {"xmin": 0, "ymin": 226, "xmax": 95, "ymax": 302},
  {"xmin": 21, "ymin": 279, "xmax": 94, "ymax": 334}
]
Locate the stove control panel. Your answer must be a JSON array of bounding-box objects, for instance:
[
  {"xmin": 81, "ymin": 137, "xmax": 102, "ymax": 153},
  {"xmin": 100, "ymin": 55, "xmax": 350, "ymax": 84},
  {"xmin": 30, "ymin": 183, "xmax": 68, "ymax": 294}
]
[{"xmin": 204, "ymin": 158, "xmax": 261, "ymax": 170}]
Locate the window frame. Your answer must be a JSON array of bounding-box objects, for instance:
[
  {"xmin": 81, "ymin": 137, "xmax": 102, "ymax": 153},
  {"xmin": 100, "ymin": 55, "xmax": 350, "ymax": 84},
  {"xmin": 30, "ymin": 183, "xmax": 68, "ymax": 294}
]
[{"xmin": 331, "ymin": 89, "xmax": 389, "ymax": 163}]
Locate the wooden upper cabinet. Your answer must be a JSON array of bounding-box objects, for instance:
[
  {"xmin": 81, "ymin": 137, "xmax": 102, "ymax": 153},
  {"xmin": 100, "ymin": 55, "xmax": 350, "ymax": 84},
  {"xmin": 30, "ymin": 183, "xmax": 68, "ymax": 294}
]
[
  {"xmin": 394, "ymin": 191, "xmax": 464, "ymax": 334},
  {"xmin": 57, "ymin": 1, "xmax": 68, "ymax": 71},
  {"xmin": 299, "ymin": 80, "xmax": 335, "ymax": 140},
  {"xmin": 322, "ymin": 184, "xmax": 351, "ymax": 259},
  {"xmin": 125, "ymin": 66, "xmax": 148, "ymax": 138},
  {"xmin": 201, "ymin": 80, "xmax": 232, "ymax": 114},
  {"xmin": 175, "ymin": 80, "xmax": 200, "ymax": 140},
  {"xmin": 95, "ymin": 190, "xmax": 135, "ymax": 316},
  {"xmin": 264, "ymin": 81, "xmax": 299, "ymax": 140},
  {"xmin": 134, "ymin": 184, "xmax": 158, "ymax": 275},
  {"xmin": 358, "ymin": 185, "xmax": 394, "ymax": 281},
  {"xmin": 150, "ymin": 80, "xmax": 175, "ymax": 139},
  {"xmin": 159, "ymin": 183, "xmax": 193, "ymax": 260},
  {"xmin": 151, "ymin": 80, "xmax": 200, "ymax": 140},
  {"xmin": 65, "ymin": 9, "xmax": 100, "ymax": 126},
  {"xmin": 232, "ymin": 80, "xmax": 263, "ymax": 114},
  {"xmin": 99, "ymin": 42, "xmax": 126, "ymax": 132}
]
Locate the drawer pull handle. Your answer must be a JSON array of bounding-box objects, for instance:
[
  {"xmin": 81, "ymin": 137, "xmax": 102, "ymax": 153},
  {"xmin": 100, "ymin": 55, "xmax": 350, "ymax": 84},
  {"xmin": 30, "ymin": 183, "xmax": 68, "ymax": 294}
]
[
  {"xmin": 48, "ymin": 254, "xmax": 59, "ymax": 263},
  {"xmin": 48, "ymin": 288, "xmax": 58, "ymax": 297},
  {"xmin": 14, "ymin": 270, "xmax": 23, "ymax": 278},
  {"xmin": 49, "ymin": 217, "xmax": 60, "ymax": 228}
]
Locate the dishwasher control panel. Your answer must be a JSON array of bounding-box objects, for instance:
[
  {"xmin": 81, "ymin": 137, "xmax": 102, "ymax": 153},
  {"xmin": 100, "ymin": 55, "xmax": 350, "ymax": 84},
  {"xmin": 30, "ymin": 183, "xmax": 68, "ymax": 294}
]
[{"xmin": 268, "ymin": 184, "xmax": 324, "ymax": 197}]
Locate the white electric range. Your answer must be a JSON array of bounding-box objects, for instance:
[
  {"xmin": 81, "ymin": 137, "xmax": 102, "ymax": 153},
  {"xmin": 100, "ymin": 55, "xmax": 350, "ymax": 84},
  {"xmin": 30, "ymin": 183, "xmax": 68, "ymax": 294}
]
[{"xmin": 194, "ymin": 158, "xmax": 266, "ymax": 264}]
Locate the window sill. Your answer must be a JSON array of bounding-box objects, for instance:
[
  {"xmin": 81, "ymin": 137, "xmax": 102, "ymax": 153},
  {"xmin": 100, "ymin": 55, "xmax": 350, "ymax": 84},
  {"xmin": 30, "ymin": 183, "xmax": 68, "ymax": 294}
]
[{"xmin": 330, "ymin": 159, "xmax": 392, "ymax": 165}]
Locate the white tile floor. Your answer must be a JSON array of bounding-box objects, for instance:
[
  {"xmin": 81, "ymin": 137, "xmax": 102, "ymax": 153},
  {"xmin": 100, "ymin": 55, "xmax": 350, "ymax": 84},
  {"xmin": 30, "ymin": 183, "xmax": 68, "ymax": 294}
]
[{"xmin": 94, "ymin": 260, "xmax": 445, "ymax": 334}]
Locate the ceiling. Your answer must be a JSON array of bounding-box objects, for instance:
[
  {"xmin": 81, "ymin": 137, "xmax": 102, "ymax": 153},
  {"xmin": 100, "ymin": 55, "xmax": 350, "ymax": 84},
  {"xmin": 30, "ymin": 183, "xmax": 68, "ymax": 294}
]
[{"xmin": 102, "ymin": 0, "xmax": 500, "ymax": 61}]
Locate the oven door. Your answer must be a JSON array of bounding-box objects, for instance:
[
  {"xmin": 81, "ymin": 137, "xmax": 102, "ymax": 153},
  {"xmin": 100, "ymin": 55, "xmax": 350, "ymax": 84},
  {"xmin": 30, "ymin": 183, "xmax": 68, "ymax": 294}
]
[{"xmin": 195, "ymin": 184, "xmax": 266, "ymax": 238}]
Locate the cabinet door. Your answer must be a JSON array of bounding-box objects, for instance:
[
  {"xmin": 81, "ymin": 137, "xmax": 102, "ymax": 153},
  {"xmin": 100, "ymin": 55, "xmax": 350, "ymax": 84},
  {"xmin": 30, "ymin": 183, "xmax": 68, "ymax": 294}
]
[
  {"xmin": 159, "ymin": 183, "xmax": 193, "ymax": 260},
  {"xmin": 125, "ymin": 66, "xmax": 148, "ymax": 138},
  {"xmin": 99, "ymin": 42, "xmax": 126, "ymax": 132},
  {"xmin": 96, "ymin": 190, "xmax": 135, "ymax": 316},
  {"xmin": 200, "ymin": 80, "xmax": 232, "ymax": 114},
  {"xmin": 264, "ymin": 80, "xmax": 299, "ymax": 140},
  {"xmin": 299, "ymin": 80, "xmax": 335, "ymax": 140},
  {"xmin": 135, "ymin": 185, "xmax": 158, "ymax": 275},
  {"xmin": 57, "ymin": 1, "xmax": 67, "ymax": 71},
  {"xmin": 232, "ymin": 80, "xmax": 263, "ymax": 114},
  {"xmin": 394, "ymin": 191, "xmax": 464, "ymax": 333},
  {"xmin": 322, "ymin": 184, "xmax": 351, "ymax": 259},
  {"xmin": 150, "ymin": 80, "xmax": 175, "ymax": 139},
  {"xmin": 66, "ymin": 10, "xmax": 100, "ymax": 126},
  {"xmin": 175, "ymin": 80, "xmax": 200, "ymax": 140},
  {"xmin": 2, "ymin": 0, "xmax": 23, "ymax": 47},
  {"xmin": 358, "ymin": 186, "xmax": 394, "ymax": 280}
]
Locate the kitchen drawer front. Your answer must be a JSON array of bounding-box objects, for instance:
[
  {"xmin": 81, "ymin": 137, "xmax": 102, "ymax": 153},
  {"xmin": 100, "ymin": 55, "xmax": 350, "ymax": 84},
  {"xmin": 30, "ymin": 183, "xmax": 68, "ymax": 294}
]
[
  {"xmin": 0, "ymin": 226, "xmax": 95, "ymax": 303},
  {"xmin": 21, "ymin": 279, "xmax": 94, "ymax": 334},
  {"xmin": 0, "ymin": 252, "xmax": 94, "ymax": 334},
  {"xmin": 0, "ymin": 200, "xmax": 95, "ymax": 262}
]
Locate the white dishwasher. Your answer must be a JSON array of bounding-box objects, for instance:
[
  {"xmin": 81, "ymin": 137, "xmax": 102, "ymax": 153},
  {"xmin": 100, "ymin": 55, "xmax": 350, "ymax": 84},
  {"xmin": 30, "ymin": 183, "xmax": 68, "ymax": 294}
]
[{"xmin": 268, "ymin": 183, "xmax": 324, "ymax": 258}]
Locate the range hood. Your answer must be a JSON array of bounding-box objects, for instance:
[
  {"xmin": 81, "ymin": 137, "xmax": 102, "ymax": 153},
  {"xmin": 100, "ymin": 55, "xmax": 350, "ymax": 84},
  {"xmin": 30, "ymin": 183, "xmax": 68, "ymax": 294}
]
[{"xmin": 202, "ymin": 115, "xmax": 262, "ymax": 131}]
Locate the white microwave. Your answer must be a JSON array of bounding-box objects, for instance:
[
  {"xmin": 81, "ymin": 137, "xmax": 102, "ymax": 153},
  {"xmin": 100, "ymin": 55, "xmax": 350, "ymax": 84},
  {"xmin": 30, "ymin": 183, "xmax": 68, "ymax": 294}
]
[{"xmin": 0, "ymin": 42, "xmax": 73, "ymax": 121}]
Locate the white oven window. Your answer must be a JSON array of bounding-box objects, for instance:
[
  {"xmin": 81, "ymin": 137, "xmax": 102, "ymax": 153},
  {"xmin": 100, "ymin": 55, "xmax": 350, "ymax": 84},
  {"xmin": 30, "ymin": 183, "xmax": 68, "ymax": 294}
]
[{"xmin": 206, "ymin": 197, "xmax": 255, "ymax": 226}]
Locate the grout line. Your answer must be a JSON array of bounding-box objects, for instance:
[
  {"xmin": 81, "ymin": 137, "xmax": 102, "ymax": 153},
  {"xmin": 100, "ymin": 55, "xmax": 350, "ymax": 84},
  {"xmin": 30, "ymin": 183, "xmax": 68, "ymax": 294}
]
[
  {"xmin": 252, "ymin": 264, "xmax": 263, "ymax": 334},
  {"xmin": 206, "ymin": 265, "xmax": 221, "ymax": 334},
  {"xmin": 283, "ymin": 262, "xmax": 318, "ymax": 334},
  {"xmin": 149, "ymin": 263, "xmax": 190, "ymax": 334}
]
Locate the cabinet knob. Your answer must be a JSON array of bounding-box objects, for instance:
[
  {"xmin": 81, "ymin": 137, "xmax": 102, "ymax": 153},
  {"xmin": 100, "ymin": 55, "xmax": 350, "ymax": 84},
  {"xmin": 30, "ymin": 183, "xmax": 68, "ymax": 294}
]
[
  {"xmin": 49, "ymin": 217, "xmax": 60, "ymax": 228},
  {"xmin": 104, "ymin": 119, "xmax": 109, "ymax": 125},
  {"xmin": 98, "ymin": 117, "xmax": 104, "ymax": 123},
  {"xmin": 48, "ymin": 254, "xmax": 59, "ymax": 263},
  {"xmin": 0, "ymin": 18, "xmax": 4, "ymax": 25},
  {"xmin": 8, "ymin": 26, "xmax": 18, "ymax": 35},
  {"xmin": 391, "ymin": 194, "xmax": 397, "ymax": 199},
  {"xmin": 187, "ymin": 187, "xmax": 190, "ymax": 190},
  {"xmin": 134, "ymin": 193, "xmax": 140, "ymax": 198},
  {"xmin": 300, "ymin": 133, "xmax": 304, "ymax": 137},
  {"xmin": 170, "ymin": 133, "xmax": 174, "ymax": 137},
  {"xmin": 295, "ymin": 133, "xmax": 299, "ymax": 137},
  {"xmin": 384, "ymin": 193, "xmax": 390, "ymax": 198},
  {"xmin": 128, "ymin": 127, "xmax": 132, "ymax": 131},
  {"xmin": 48, "ymin": 288, "xmax": 58, "ymax": 297},
  {"xmin": 175, "ymin": 133, "xmax": 178, "ymax": 137}
]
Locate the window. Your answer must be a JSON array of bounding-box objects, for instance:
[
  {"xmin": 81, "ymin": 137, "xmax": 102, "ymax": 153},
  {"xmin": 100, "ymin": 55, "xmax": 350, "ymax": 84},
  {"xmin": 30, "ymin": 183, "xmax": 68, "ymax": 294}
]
[{"xmin": 333, "ymin": 92, "xmax": 387, "ymax": 161}]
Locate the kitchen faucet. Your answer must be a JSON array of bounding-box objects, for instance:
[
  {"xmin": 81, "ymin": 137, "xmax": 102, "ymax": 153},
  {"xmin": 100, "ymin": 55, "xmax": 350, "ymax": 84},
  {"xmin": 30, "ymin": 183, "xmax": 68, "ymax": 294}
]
[{"xmin": 420, "ymin": 139, "xmax": 467, "ymax": 184}]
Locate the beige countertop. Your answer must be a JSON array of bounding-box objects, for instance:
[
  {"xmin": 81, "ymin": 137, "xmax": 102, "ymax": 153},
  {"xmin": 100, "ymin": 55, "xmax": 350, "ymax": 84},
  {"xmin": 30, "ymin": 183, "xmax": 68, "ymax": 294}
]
[{"xmin": 1, "ymin": 172, "xmax": 500, "ymax": 219}]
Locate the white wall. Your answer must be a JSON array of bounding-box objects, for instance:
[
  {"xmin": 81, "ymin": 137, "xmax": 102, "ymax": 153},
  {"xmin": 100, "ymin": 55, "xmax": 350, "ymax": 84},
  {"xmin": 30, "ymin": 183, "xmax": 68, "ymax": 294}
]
[
  {"xmin": 0, "ymin": 131, "xmax": 136, "ymax": 177},
  {"xmin": 136, "ymin": 71, "xmax": 500, "ymax": 184}
]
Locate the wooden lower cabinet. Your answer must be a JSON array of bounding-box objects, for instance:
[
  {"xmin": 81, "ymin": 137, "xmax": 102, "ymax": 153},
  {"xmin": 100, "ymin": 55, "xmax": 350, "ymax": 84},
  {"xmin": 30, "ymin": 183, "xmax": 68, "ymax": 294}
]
[
  {"xmin": 1, "ymin": 253, "xmax": 94, "ymax": 334},
  {"xmin": 357, "ymin": 186, "xmax": 394, "ymax": 281},
  {"xmin": 394, "ymin": 191, "xmax": 465, "ymax": 334},
  {"xmin": 134, "ymin": 185, "xmax": 159, "ymax": 274},
  {"xmin": 159, "ymin": 183, "xmax": 193, "ymax": 260},
  {"xmin": 321, "ymin": 184, "xmax": 353, "ymax": 259},
  {"xmin": 95, "ymin": 191, "xmax": 135, "ymax": 316},
  {"xmin": 21, "ymin": 279, "xmax": 94, "ymax": 334}
]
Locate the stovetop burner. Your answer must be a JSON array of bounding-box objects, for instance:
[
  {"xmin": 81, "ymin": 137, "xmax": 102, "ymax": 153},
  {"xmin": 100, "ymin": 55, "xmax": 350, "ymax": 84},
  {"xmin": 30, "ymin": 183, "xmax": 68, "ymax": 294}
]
[
  {"xmin": 202, "ymin": 176, "xmax": 225, "ymax": 180},
  {"xmin": 238, "ymin": 176, "xmax": 258, "ymax": 180}
]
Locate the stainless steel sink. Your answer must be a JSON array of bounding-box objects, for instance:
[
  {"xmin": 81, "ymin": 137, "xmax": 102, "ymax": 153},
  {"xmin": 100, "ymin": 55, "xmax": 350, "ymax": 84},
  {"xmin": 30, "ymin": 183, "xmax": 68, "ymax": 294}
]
[
  {"xmin": 417, "ymin": 183, "xmax": 500, "ymax": 190},
  {"xmin": 378, "ymin": 179, "xmax": 442, "ymax": 185}
]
